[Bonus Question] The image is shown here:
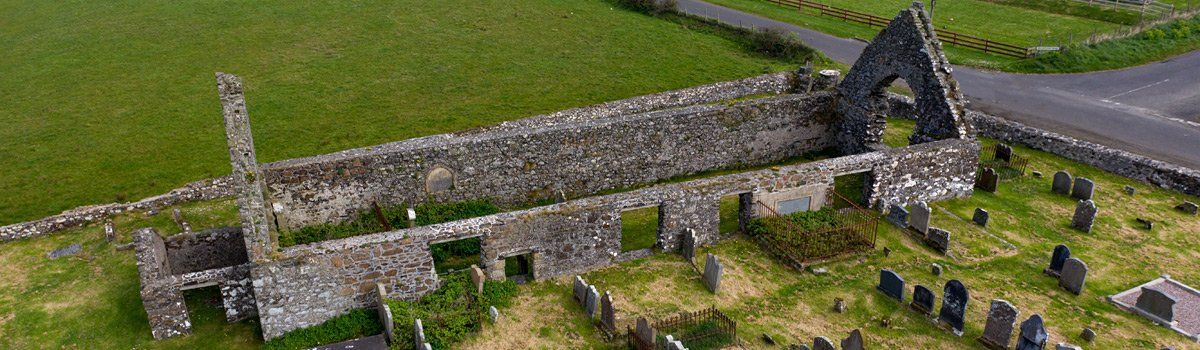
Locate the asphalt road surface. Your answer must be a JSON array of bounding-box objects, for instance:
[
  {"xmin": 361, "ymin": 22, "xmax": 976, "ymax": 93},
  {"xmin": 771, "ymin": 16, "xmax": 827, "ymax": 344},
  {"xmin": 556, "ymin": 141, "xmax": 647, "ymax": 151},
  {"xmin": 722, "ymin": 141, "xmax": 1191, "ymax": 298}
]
[{"xmin": 679, "ymin": 0, "xmax": 1200, "ymax": 169}]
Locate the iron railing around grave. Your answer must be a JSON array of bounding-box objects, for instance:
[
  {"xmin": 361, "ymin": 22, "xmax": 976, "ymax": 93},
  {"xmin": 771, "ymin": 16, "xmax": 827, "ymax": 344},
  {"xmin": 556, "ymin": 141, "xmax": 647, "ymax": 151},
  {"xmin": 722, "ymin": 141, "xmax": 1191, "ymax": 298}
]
[
  {"xmin": 978, "ymin": 144, "xmax": 1029, "ymax": 180},
  {"xmin": 750, "ymin": 191, "xmax": 878, "ymax": 269},
  {"xmin": 626, "ymin": 306, "xmax": 737, "ymax": 350}
]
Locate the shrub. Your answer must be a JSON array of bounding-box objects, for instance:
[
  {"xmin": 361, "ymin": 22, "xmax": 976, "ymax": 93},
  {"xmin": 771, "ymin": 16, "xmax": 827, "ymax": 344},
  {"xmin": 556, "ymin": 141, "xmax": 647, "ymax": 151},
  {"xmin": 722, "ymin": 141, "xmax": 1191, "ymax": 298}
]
[
  {"xmin": 613, "ymin": 0, "xmax": 678, "ymax": 16},
  {"xmin": 389, "ymin": 272, "xmax": 520, "ymax": 349},
  {"xmin": 746, "ymin": 27, "xmax": 810, "ymax": 61},
  {"xmin": 263, "ymin": 309, "xmax": 383, "ymax": 350}
]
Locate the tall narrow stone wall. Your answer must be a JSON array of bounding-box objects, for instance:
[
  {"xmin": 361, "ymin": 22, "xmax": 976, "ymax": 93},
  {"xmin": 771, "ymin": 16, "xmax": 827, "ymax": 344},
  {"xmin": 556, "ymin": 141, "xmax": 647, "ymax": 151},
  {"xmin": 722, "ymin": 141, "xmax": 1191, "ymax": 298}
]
[{"xmin": 217, "ymin": 73, "xmax": 275, "ymax": 263}]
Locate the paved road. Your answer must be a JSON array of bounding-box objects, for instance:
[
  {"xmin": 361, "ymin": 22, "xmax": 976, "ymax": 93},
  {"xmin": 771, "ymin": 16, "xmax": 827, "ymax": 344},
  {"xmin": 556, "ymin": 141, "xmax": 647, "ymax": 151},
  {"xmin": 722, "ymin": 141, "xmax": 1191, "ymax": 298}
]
[{"xmin": 680, "ymin": 0, "xmax": 1200, "ymax": 169}]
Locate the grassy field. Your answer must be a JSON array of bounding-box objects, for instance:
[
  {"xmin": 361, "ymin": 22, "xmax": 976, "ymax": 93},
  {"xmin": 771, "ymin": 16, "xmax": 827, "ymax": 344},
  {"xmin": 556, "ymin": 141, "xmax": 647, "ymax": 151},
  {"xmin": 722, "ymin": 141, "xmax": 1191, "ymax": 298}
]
[{"xmin": 0, "ymin": 0, "xmax": 802, "ymax": 226}]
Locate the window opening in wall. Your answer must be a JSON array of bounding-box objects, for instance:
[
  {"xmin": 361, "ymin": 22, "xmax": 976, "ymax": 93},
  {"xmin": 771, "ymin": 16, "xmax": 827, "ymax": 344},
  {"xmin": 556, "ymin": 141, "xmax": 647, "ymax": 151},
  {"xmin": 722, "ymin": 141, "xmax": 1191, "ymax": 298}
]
[
  {"xmin": 431, "ymin": 236, "xmax": 482, "ymax": 275},
  {"xmin": 833, "ymin": 171, "xmax": 872, "ymax": 208},
  {"xmin": 881, "ymin": 78, "xmax": 917, "ymax": 148},
  {"xmin": 504, "ymin": 253, "xmax": 533, "ymax": 284},
  {"xmin": 620, "ymin": 206, "xmax": 660, "ymax": 252}
]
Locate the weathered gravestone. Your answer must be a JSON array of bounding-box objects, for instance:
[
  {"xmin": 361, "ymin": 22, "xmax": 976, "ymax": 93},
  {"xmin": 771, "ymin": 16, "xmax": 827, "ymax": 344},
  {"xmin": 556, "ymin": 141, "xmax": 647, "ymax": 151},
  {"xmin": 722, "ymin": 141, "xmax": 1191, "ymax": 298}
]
[
  {"xmin": 886, "ymin": 204, "xmax": 909, "ymax": 229},
  {"xmin": 104, "ymin": 221, "xmax": 116, "ymax": 242},
  {"xmin": 1071, "ymin": 177, "xmax": 1095, "ymax": 201},
  {"xmin": 600, "ymin": 291, "xmax": 616, "ymax": 331},
  {"xmin": 681, "ymin": 228, "xmax": 697, "ymax": 262},
  {"xmin": 912, "ymin": 285, "xmax": 935, "ymax": 315},
  {"xmin": 1136, "ymin": 217, "xmax": 1154, "ymax": 230},
  {"xmin": 973, "ymin": 208, "xmax": 989, "ymax": 227},
  {"xmin": 1055, "ymin": 343, "xmax": 1082, "ymax": 350},
  {"xmin": 996, "ymin": 144, "xmax": 1013, "ymax": 163},
  {"xmin": 813, "ymin": 336, "xmax": 836, "ymax": 350},
  {"xmin": 585, "ymin": 285, "xmax": 600, "ymax": 318},
  {"xmin": 420, "ymin": 343, "xmax": 431, "ymax": 350},
  {"xmin": 573, "ymin": 276, "xmax": 587, "ymax": 304},
  {"xmin": 414, "ymin": 318, "xmax": 427, "ymax": 350},
  {"xmin": 909, "ymin": 201, "xmax": 931, "ymax": 234},
  {"xmin": 703, "ymin": 253, "xmax": 723, "ymax": 293},
  {"xmin": 939, "ymin": 280, "xmax": 969, "ymax": 336},
  {"xmin": 1052, "ymin": 171, "xmax": 1073, "ymax": 195},
  {"xmin": 1059, "ymin": 258, "xmax": 1088, "ymax": 295},
  {"xmin": 665, "ymin": 335, "xmax": 685, "ymax": 350},
  {"xmin": 931, "ymin": 263, "xmax": 943, "ymax": 276},
  {"xmin": 1124, "ymin": 185, "xmax": 1136, "ymax": 195},
  {"xmin": 636, "ymin": 317, "xmax": 655, "ymax": 347},
  {"xmin": 1016, "ymin": 314, "xmax": 1048, "ymax": 350},
  {"xmin": 877, "ymin": 269, "xmax": 905, "ymax": 302},
  {"xmin": 488, "ymin": 306, "xmax": 499, "ymax": 323},
  {"xmin": 376, "ymin": 284, "xmax": 395, "ymax": 342},
  {"xmin": 1044, "ymin": 244, "xmax": 1071, "ymax": 277},
  {"xmin": 1136, "ymin": 286, "xmax": 1177, "ymax": 323},
  {"xmin": 977, "ymin": 168, "xmax": 999, "ymax": 193},
  {"xmin": 841, "ymin": 329, "xmax": 865, "ymax": 350},
  {"xmin": 48, "ymin": 243, "xmax": 82, "ymax": 259},
  {"xmin": 1071, "ymin": 200, "xmax": 1097, "ymax": 233},
  {"xmin": 978, "ymin": 299, "xmax": 1019, "ymax": 350},
  {"xmin": 1177, "ymin": 201, "xmax": 1199, "ymax": 215},
  {"xmin": 927, "ymin": 227, "xmax": 951, "ymax": 254},
  {"xmin": 469, "ymin": 264, "xmax": 486, "ymax": 294}
]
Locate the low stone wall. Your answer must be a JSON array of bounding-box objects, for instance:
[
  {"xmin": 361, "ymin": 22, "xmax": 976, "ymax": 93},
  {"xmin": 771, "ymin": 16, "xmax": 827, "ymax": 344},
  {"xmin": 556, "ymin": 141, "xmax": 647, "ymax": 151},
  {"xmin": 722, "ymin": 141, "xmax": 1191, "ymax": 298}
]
[
  {"xmin": 250, "ymin": 138, "xmax": 978, "ymax": 339},
  {"xmin": 887, "ymin": 94, "xmax": 1200, "ymax": 197},
  {"xmin": 0, "ymin": 176, "xmax": 236, "ymax": 242},
  {"xmin": 260, "ymin": 74, "xmax": 827, "ymax": 230},
  {"xmin": 164, "ymin": 227, "xmax": 249, "ymax": 275}
]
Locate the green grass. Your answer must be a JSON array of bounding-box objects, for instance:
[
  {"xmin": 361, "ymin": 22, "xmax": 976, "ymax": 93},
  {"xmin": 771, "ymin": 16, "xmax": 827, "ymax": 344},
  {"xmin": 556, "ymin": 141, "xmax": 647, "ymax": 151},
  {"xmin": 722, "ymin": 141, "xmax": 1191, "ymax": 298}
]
[
  {"xmin": 719, "ymin": 194, "xmax": 742, "ymax": 234},
  {"xmin": 620, "ymin": 206, "xmax": 660, "ymax": 251},
  {"xmin": 1010, "ymin": 16, "xmax": 1200, "ymax": 73},
  {"xmin": 0, "ymin": 0, "xmax": 801, "ymax": 226}
]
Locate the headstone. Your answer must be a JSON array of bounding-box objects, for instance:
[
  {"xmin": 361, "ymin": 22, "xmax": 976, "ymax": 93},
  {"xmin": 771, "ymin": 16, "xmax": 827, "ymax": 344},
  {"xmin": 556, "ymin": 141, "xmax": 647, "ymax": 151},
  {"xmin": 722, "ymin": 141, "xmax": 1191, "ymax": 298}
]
[
  {"xmin": 877, "ymin": 269, "xmax": 905, "ymax": 302},
  {"xmin": 48, "ymin": 243, "xmax": 82, "ymax": 259},
  {"xmin": 1059, "ymin": 258, "xmax": 1088, "ymax": 295},
  {"xmin": 421, "ymin": 343, "xmax": 431, "ymax": 350},
  {"xmin": 927, "ymin": 227, "xmax": 951, "ymax": 254},
  {"xmin": 883, "ymin": 247, "xmax": 892, "ymax": 257},
  {"xmin": 886, "ymin": 204, "xmax": 909, "ymax": 229},
  {"xmin": 600, "ymin": 291, "xmax": 616, "ymax": 331},
  {"xmin": 1056, "ymin": 343, "xmax": 1082, "ymax": 350},
  {"xmin": 104, "ymin": 221, "xmax": 116, "ymax": 242},
  {"xmin": 1016, "ymin": 315, "xmax": 1048, "ymax": 350},
  {"xmin": 1176, "ymin": 201, "xmax": 1199, "ymax": 215},
  {"xmin": 977, "ymin": 168, "xmax": 999, "ymax": 193},
  {"xmin": 1124, "ymin": 185, "xmax": 1136, "ymax": 195},
  {"xmin": 703, "ymin": 253, "xmax": 723, "ymax": 293},
  {"xmin": 978, "ymin": 299, "xmax": 1019, "ymax": 350},
  {"xmin": 171, "ymin": 208, "xmax": 192, "ymax": 233},
  {"xmin": 469, "ymin": 264, "xmax": 486, "ymax": 294},
  {"xmin": 1044, "ymin": 244, "xmax": 1071, "ymax": 277},
  {"xmin": 414, "ymin": 318, "xmax": 426, "ymax": 350},
  {"xmin": 635, "ymin": 317, "xmax": 655, "ymax": 346},
  {"xmin": 489, "ymin": 305, "xmax": 499, "ymax": 323},
  {"xmin": 666, "ymin": 337, "xmax": 686, "ymax": 350},
  {"xmin": 681, "ymin": 228, "xmax": 697, "ymax": 262},
  {"xmin": 375, "ymin": 284, "xmax": 395, "ymax": 342},
  {"xmin": 585, "ymin": 285, "xmax": 600, "ymax": 318},
  {"xmin": 932, "ymin": 263, "xmax": 943, "ymax": 276},
  {"xmin": 912, "ymin": 285, "xmax": 935, "ymax": 315},
  {"xmin": 425, "ymin": 166, "xmax": 455, "ymax": 193},
  {"xmin": 1071, "ymin": 200, "xmax": 1097, "ymax": 233},
  {"xmin": 1136, "ymin": 217, "xmax": 1154, "ymax": 230},
  {"xmin": 794, "ymin": 345, "xmax": 811, "ymax": 350},
  {"xmin": 761, "ymin": 333, "xmax": 776, "ymax": 345},
  {"xmin": 909, "ymin": 201, "xmax": 931, "ymax": 234},
  {"xmin": 1052, "ymin": 171, "xmax": 1073, "ymax": 195},
  {"xmin": 1032, "ymin": 171, "xmax": 1043, "ymax": 178},
  {"xmin": 1071, "ymin": 177, "xmax": 1095, "ymax": 201},
  {"xmin": 973, "ymin": 208, "xmax": 989, "ymax": 227},
  {"xmin": 841, "ymin": 329, "xmax": 865, "ymax": 350},
  {"xmin": 939, "ymin": 280, "xmax": 969, "ymax": 336},
  {"xmin": 813, "ymin": 336, "xmax": 836, "ymax": 350},
  {"xmin": 1135, "ymin": 286, "xmax": 1177, "ymax": 323},
  {"xmin": 573, "ymin": 276, "xmax": 587, "ymax": 304},
  {"xmin": 996, "ymin": 144, "xmax": 1014, "ymax": 163},
  {"xmin": 1080, "ymin": 327, "xmax": 1096, "ymax": 342}
]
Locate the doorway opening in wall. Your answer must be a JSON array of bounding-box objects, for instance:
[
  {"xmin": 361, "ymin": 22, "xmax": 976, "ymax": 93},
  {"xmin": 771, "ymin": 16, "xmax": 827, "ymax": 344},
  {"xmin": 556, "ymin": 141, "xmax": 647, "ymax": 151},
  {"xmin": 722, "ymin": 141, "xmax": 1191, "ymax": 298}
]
[
  {"xmin": 620, "ymin": 205, "xmax": 660, "ymax": 252},
  {"xmin": 719, "ymin": 193, "xmax": 751, "ymax": 235},
  {"xmin": 833, "ymin": 171, "xmax": 873, "ymax": 208},
  {"xmin": 882, "ymin": 78, "xmax": 916, "ymax": 148},
  {"xmin": 504, "ymin": 253, "xmax": 533, "ymax": 285},
  {"xmin": 180, "ymin": 285, "xmax": 221, "ymax": 330},
  {"xmin": 431, "ymin": 236, "xmax": 482, "ymax": 275}
]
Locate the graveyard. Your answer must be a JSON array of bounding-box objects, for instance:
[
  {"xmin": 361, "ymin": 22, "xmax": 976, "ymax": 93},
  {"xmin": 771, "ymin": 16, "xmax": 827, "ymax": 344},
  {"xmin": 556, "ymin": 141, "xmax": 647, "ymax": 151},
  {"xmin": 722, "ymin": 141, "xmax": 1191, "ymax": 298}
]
[{"xmin": 3, "ymin": 1, "xmax": 1200, "ymax": 350}]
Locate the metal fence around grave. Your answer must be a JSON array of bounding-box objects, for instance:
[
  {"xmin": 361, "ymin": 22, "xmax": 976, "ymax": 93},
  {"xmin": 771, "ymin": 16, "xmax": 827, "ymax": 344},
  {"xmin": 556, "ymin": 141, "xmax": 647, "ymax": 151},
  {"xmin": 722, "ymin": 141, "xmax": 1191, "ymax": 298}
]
[
  {"xmin": 978, "ymin": 144, "xmax": 1029, "ymax": 180},
  {"xmin": 750, "ymin": 191, "xmax": 878, "ymax": 269},
  {"xmin": 626, "ymin": 306, "xmax": 737, "ymax": 350}
]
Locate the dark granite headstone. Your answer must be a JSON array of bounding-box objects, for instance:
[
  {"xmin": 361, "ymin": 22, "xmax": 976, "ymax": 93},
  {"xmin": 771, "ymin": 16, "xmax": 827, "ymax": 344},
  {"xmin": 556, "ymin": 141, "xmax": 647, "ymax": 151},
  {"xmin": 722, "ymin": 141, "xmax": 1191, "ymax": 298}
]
[
  {"xmin": 1136, "ymin": 218, "xmax": 1154, "ymax": 230},
  {"xmin": 1136, "ymin": 286, "xmax": 1177, "ymax": 323},
  {"xmin": 927, "ymin": 227, "xmax": 951, "ymax": 254},
  {"xmin": 1044, "ymin": 244, "xmax": 1070, "ymax": 277},
  {"xmin": 681, "ymin": 228, "xmax": 697, "ymax": 262},
  {"xmin": 1124, "ymin": 185, "xmax": 1136, "ymax": 195},
  {"xmin": 1071, "ymin": 200, "xmax": 1097, "ymax": 233},
  {"xmin": 585, "ymin": 285, "xmax": 600, "ymax": 318},
  {"xmin": 1177, "ymin": 201, "xmax": 1199, "ymax": 215},
  {"xmin": 703, "ymin": 253, "xmax": 723, "ymax": 293},
  {"xmin": 996, "ymin": 144, "xmax": 1013, "ymax": 163},
  {"xmin": 978, "ymin": 299, "xmax": 1019, "ymax": 350},
  {"xmin": 939, "ymin": 280, "xmax": 969, "ymax": 336},
  {"xmin": 1052, "ymin": 171, "xmax": 1072, "ymax": 195},
  {"xmin": 909, "ymin": 201, "xmax": 931, "ymax": 234},
  {"xmin": 886, "ymin": 204, "xmax": 909, "ymax": 229},
  {"xmin": 973, "ymin": 208, "xmax": 989, "ymax": 227},
  {"xmin": 1059, "ymin": 258, "xmax": 1088, "ymax": 295},
  {"xmin": 841, "ymin": 329, "xmax": 865, "ymax": 350},
  {"xmin": 912, "ymin": 285, "xmax": 935, "ymax": 315},
  {"xmin": 977, "ymin": 168, "xmax": 999, "ymax": 193},
  {"xmin": 636, "ymin": 317, "xmax": 655, "ymax": 346},
  {"xmin": 573, "ymin": 276, "xmax": 587, "ymax": 304},
  {"xmin": 1071, "ymin": 177, "xmax": 1095, "ymax": 201},
  {"xmin": 48, "ymin": 243, "xmax": 82, "ymax": 259},
  {"xmin": 1016, "ymin": 314, "xmax": 1048, "ymax": 350},
  {"xmin": 600, "ymin": 291, "xmax": 616, "ymax": 330},
  {"xmin": 813, "ymin": 336, "xmax": 836, "ymax": 350},
  {"xmin": 877, "ymin": 269, "xmax": 905, "ymax": 302}
]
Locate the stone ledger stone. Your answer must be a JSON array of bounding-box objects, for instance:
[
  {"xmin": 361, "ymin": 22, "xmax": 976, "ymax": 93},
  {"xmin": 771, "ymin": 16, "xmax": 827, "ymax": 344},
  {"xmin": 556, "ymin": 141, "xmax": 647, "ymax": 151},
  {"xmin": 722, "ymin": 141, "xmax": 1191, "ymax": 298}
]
[
  {"xmin": 1016, "ymin": 315, "xmax": 1048, "ymax": 350},
  {"xmin": 939, "ymin": 280, "xmax": 969, "ymax": 336},
  {"xmin": 973, "ymin": 208, "xmax": 989, "ymax": 227},
  {"xmin": 877, "ymin": 269, "xmax": 905, "ymax": 301},
  {"xmin": 1135, "ymin": 286, "xmax": 1177, "ymax": 323},
  {"xmin": 1052, "ymin": 171, "xmax": 1072, "ymax": 195},
  {"xmin": 1071, "ymin": 200, "xmax": 1097, "ymax": 233},
  {"xmin": 912, "ymin": 285, "xmax": 935, "ymax": 315},
  {"xmin": 909, "ymin": 201, "xmax": 931, "ymax": 234},
  {"xmin": 703, "ymin": 253, "xmax": 723, "ymax": 293},
  {"xmin": 1059, "ymin": 258, "xmax": 1088, "ymax": 295},
  {"xmin": 978, "ymin": 299, "xmax": 1019, "ymax": 350},
  {"xmin": 1044, "ymin": 244, "xmax": 1070, "ymax": 277},
  {"xmin": 48, "ymin": 243, "xmax": 82, "ymax": 259},
  {"xmin": 1071, "ymin": 177, "xmax": 1095, "ymax": 200}
]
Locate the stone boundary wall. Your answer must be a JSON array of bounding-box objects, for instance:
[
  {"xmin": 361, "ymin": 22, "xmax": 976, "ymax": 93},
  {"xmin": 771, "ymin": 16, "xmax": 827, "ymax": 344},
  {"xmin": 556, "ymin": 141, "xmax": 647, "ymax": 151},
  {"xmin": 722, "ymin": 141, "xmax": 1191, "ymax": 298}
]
[
  {"xmin": 887, "ymin": 94, "xmax": 1200, "ymax": 197},
  {"xmin": 250, "ymin": 138, "xmax": 977, "ymax": 339},
  {"xmin": 0, "ymin": 176, "xmax": 236, "ymax": 243},
  {"xmin": 262, "ymin": 87, "xmax": 834, "ymax": 230}
]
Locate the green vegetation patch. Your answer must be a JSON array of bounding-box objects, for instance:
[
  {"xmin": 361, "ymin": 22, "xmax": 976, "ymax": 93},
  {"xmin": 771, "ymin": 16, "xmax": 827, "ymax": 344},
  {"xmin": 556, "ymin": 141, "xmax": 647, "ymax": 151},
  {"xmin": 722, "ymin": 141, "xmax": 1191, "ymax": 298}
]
[
  {"xmin": 388, "ymin": 271, "xmax": 519, "ymax": 349},
  {"xmin": 263, "ymin": 309, "xmax": 383, "ymax": 350},
  {"xmin": 432, "ymin": 237, "xmax": 483, "ymax": 274},
  {"xmin": 1011, "ymin": 16, "xmax": 1200, "ymax": 73},
  {"xmin": 280, "ymin": 200, "xmax": 500, "ymax": 247}
]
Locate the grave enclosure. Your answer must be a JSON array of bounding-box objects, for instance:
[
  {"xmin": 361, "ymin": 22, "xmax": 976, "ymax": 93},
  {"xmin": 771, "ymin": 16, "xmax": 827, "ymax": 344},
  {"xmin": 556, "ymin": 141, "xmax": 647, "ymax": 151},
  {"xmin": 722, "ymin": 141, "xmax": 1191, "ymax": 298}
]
[{"xmin": 132, "ymin": 3, "xmax": 981, "ymax": 341}]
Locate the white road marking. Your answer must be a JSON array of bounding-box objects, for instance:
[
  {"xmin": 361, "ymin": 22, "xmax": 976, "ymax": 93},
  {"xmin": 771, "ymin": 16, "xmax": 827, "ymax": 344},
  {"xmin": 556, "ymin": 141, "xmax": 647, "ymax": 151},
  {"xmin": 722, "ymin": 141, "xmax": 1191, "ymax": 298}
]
[{"xmin": 1105, "ymin": 78, "xmax": 1171, "ymax": 100}]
